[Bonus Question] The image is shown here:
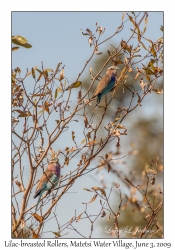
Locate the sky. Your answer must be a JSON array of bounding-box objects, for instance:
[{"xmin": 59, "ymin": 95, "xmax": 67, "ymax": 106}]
[{"xmin": 11, "ymin": 12, "xmax": 164, "ymax": 238}]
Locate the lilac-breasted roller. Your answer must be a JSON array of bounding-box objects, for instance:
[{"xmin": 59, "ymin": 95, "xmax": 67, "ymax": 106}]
[
  {"xmin": 33, "ymin": 156, "xmax": 60, "ymax": 212},
  {"xmin": 92, "ymin": 66, "xmax": 120, "ymax": 106}
]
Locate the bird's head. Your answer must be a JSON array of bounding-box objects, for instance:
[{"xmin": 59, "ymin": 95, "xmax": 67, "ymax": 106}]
[
  {"xmin": 49, "ymin": 156, "xmax": 59, "ymax": 164},
  {"xmin": 106, "ymin": 66, "xmax": 120, "ymax": 75}
]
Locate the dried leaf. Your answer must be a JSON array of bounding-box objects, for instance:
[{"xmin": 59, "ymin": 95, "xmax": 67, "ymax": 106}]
[
  {"xmin": 116, "ymin": 124, "xmax": 126, "ymax": 129},
  {"xmin": 91, "ymin": 186, "xmax": 106, "ymax": 197},
  {"xmin": 32, "ymin": 67, "xmax": 36, "ymax": 79},
  {"xmin": 59, "ymin": 68, "xmax": 64, "ymax": 81},
  {"xmin": 140, "ymin": 78, "xmax": 147, "ymax": 90},
  {"xmin": 140, "ymin": 41, "xmax": 147, "ymax": 51},
  {"xmin": 37, "ymin": 72, "xmax": 43, "ymax": 82},
  {"xmin": 31, "ymin": 228, "xmax": 38, "ymax": 238},
  {"xmin": 78, "ymin": 90, "xmax": 82, "ymax": 100},
  {"xmin": 88, "ymin": 140, "xmax": 97, "ymax": 145},
  {"xmin": 101, "ymin": 210, "xmax": 106, "ymax": 217},
  {"xmin": 67, "ymin": 147, "xmax": 77, "ymax": 153},
  {"xmin": 80, "ymin": 138, "xmax": 86, "ymax": 145},
  {"xmin": 12, "ymin": 47, "xmax": 19, "ymax": 52},
  {"xmin": 82, "ymin": 194, "xmax": 98, "ymax": 204},
  {"xmin": 152, "ymin": 88, "xmax": 163, "ymax": 94},
  {"xmin": 121, "ymin": 12, "xmax": 125, "ymax": 22},
  {"xmin": 44, "ymin": 68, "xmax": 53, "ymax": 72},
  {"xmin": 14, "ymin": 180, "xmax": 24, "ymax": 191},
  {"xmin": 76, "ymin": 212, "xmax": 84, "ymax": 222},
  {"xmin": 83, "ymin": 188, "xmax": 93, "ymax": 192},
  {"xmin": 86, "ymin": 131, "xmax": 92, "ymax": 140},
  {"xmin": 18, "ymin": 111, "xmax": 32, "ymax": 117},
  {"xmin": 72, "ymin": 131, "xmax": 75, "ymax": 142},
  {"xmin": 136, "ymin": 93, "xmax": 142, "ymax": 105},
  {"xmin": 84, "ymin": 115, "xmax": 88, "ymax": 128},
  {"xmin": 32, "ymin": 213, "xmax": 43, "ymax": 223},
  {"xmin": 26, "ymin": 66, "xmax": 39, "ymax": 76},
  {"xmin": 151, "ymin": 176, "xmax": 155, "ymax": 185},
  {"xmin": 145, "ymin": 15, "xmax": 148, "ymax": 25},
  {"xmin": 52, "ymin": 232, "xmax": 61, "ymax": 237},
  {"xmin": 20, "ymin": 219, "xmax": 25, "ymax": 229}
]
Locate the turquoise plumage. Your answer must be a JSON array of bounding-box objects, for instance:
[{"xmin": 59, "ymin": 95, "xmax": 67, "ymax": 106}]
[
  {"xmin": 92, "ymin": 66, "xmax": 120, "ymax": 106},
  {"xmin": 33, "ymin": 156, "xmax": 60, "ymax": 212}
]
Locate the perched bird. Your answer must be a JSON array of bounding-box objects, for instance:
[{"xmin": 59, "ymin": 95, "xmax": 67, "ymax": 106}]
[
  {"xmin": 92, "ymin": 66, "xmax": 120, "ymax": 106},
  {"xmin": 33, "ymin": 156, "xmax": 60, "ymax": 212}
]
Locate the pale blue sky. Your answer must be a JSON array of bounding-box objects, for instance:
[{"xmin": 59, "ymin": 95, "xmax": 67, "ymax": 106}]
[{"xmin": 12, "ymin": 12, "xmax": 163, "ymax": 238}]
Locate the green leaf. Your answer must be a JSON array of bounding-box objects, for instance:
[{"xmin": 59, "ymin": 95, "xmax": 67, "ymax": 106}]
[
  {"xmin": 54, "ymin": 88, "xmax": 58, "ymax": 99},
  {"xmin": 66, "ymin": 81, "xmax": 82, "ymax": 90},
  {"xmin": 36, "ymin": 69, "xmax": 42, "ymax": 73},
  {"xmin": 160, "ymin": 25, "xmax": 163, "ymax": 32}
]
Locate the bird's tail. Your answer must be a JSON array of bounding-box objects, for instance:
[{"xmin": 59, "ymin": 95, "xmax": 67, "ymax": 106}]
[{"xmin": 35, "ymin": 191, "xmax": 43, "ymax": 212}]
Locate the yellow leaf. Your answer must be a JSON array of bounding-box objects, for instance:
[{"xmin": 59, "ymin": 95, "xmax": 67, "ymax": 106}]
[
  {"xmin": 82, "ymin": 194, "xmax": 98, "ymax": 204},
  {"xmin": 116, "ymin": 124, "xmax": 126, "ymax": 129},
  {"xmin": 57, "ymin": 87, "xmax": 63, "ymax": 92},
  {"xmin": 12, "ymin": 36, "xmax": 28, "ymax": 45},
  {"xmin": 52, "ymin": 232, "xmax": 61, "ymax": 237},
  {"xmin": 146, "ymin": 75, "xmax": 150, "ymax": 81},
  {"xmin": 80, "ymin": 138, "xmax": 86, "ymax": 145},
  {"xmin": 44, "ymin": 68, "xmax": 53, "ymax": 72},
  {"xmin": 32, "ymin": 67, "xmax": 36, "ymax": 79},
  {"xmin": 12, "ymin": 46, "xmax": 19, "ymax": 51},
  {"xmin": 66, "ymin": 81, "xmax": 82, "ymax": 90},
  {"xmin": 32, "ymin": 213, "xmax": 43, "ymax": 223}
]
